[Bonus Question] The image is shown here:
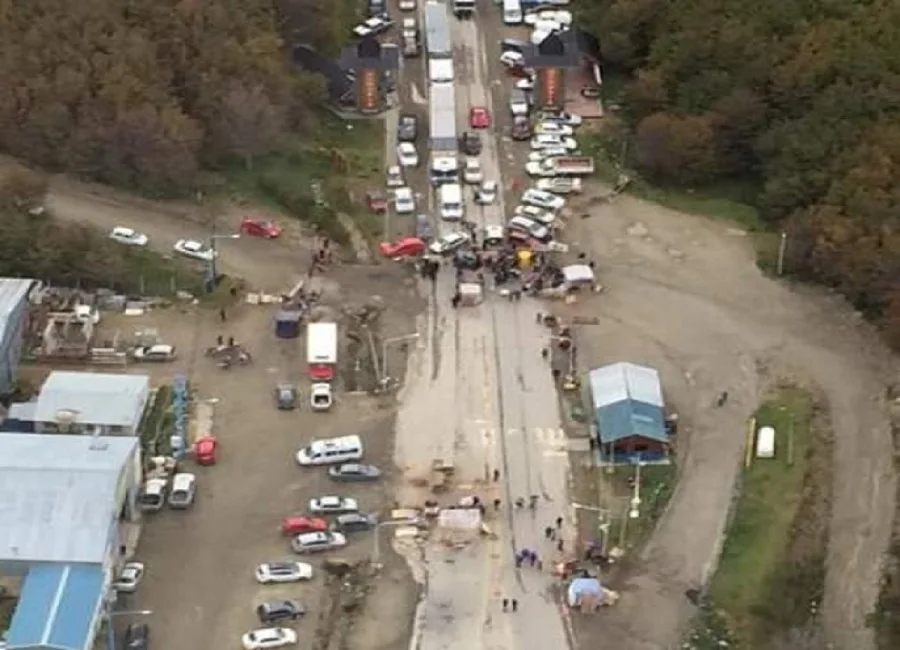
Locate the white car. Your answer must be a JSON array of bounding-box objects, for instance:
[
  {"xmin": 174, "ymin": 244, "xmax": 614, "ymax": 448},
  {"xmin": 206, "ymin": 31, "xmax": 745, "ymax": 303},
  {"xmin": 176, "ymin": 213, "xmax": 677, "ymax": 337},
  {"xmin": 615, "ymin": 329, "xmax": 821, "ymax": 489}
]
[
  {"xmin": 531, "ymin": 28, "xmax": 553, "ymax": 46},
  {"xmin": 168, "ymin": 472, "xmax": 196, "ymax": 508},
  {"xmin": 112, "ymin": 562, "xmax": 145, "ymax": 593},
  {"xmin": 539, "ymin": 111, "xmax": 583, "ymax": 127},
  {"xmin": 508, "ymin": 216, "xmax": 550, "ymax": 242},
  {"xmin": 309, "ymin": 496, "xmax": 359, "ymax": 514},
  {"xmin": 483, "ymin": 224, "xmax": 506, "ymax": 244},
  {"xmin": 528, "ymin": 147, "xmax": 570, "ymax": 162},
  {"xmin": 476, "ymin": 180, "xmax": 498, "ymax": 205},
  {"xmin": 534, "ymin": 121, "xmax": 574, "ymax": 137},
  {"xmin": 514, "ymin": 204, "xmax": 556, "ymax": 225},
  {"xmin": 397, "ymin": 142, "xmax": 419, "ymax": 167},
  {"xmin": 402, "ymin": 17, "xmax": 417, "ymax": 31},
  {"xmin": 386, "ymin": 165, "xmax": 404, "ymax": 188},
  {"xmin": 255, "ymin": 562, "xmax": 314, "ymax": 584},
  {"xmin": 242, "ymin": 628, "xmax": 298, "ymax": 650},
  {"xmin": 463, "ymin": 158, "xmax": 483, "ymax": 184},
  {"xmin": 291, "ymin": 531, "xmax": 348, "ymax": 553},
  {"xmin": 530, "ymin": 134, "xmax": 577, "ymax": 151},
  {"xmin": 310, "ymin": 383, "xmax": 333, "ymax": 411},
  {"xmin": 174, "ymin": 239, "xmax": 216, "ymax": 262},
  {"xmin": 515, "ymin": 77, "xmax": 535, "ymax": 91},
  {"xmin": 525, "ymin": 10, "xmax": 572, "ymax": 26},
  {"xmin": 522, "ymin": 188, "xmax": 566, "ymax": 211},
  {"xmin": 399, "ymin": 0, "xmax": 417, "ymax": 10},
  {"xmin": 428, "ymin": 231, "xmax": 470, "ymax": 255},
  {"xmin": 394, "ymin": 187, "xmax": 415, "ymax": 214},
  {"xmin": 353, "ymin": 16, "xmax": 393, "ymax": 38},
  {"xmin": 500, "ymin": 51, "xmax": 525, "ymax": 68},
  {"xmin": 109, "ymin": 226, "xmax": 148, "ymax": 247}
]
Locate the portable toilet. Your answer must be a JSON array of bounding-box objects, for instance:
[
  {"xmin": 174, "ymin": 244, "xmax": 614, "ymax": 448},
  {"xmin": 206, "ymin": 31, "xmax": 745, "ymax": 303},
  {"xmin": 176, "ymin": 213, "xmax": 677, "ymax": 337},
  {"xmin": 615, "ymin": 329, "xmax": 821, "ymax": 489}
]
[{"xmin": 756, "ymin": 426, "xmax": 776, "ymax": 459}]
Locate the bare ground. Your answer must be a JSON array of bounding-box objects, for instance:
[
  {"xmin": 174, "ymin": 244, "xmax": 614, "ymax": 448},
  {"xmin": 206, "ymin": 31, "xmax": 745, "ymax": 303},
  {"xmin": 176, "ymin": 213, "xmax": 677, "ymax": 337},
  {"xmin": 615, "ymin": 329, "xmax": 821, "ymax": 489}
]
[{"xmin": 553, "ymin": 183, "xmax": 898, "ymax": 650}]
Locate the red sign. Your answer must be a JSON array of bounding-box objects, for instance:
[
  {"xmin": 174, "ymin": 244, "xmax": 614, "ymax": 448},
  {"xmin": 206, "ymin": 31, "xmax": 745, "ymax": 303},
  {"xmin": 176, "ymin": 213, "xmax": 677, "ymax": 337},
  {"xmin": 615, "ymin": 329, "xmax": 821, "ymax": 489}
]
[
  {"xmin": 357, "ymin": 68, "xmax": 379, "ymax": 113},
  {"xmin": 540, "ymin": 68, "xmax": 562, "ymax": 109}
]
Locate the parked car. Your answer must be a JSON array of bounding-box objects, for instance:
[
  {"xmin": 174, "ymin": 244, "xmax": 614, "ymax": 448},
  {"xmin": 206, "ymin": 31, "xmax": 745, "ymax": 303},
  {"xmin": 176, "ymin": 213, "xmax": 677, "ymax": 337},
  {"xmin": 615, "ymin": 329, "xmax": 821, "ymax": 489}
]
[
  {"xmin": 274, "ymin": 383, "xmax": 297, "ymax": 410},
  {"xmin": 469, "ymin": 106, "xmax": 491, "ymax": 128},
  {"xmin": 514, "ymin": 204, "xmax": 556, "ymax": 225},
  {"xmin": 530, "ymin": 134, "xmax": 577, "ymax": 150},
  {"xmin": 132, "ymin": 344, "xmax": 176, "ymax": 362},
  {"xmin": 257, "ymin": 600, "xmax": 305, "ymax": 624},
  {"xmin": 309, "ymin": 496, "xmax": 359, "ymax": 514},
  {"xmin": 310, "ymin": 383, "xmax": 334, "ymax": 411},
  {"xmin": 397, "ymin": 114, "xmax": 418, "ymax": 141},
  {"xmin": 352, "ymin": 14, "xmax": 394, "ymax": 38},
  {"xmin": 168, "ymin": 473, "xmax": 196, "ymax": 509},
  {"xmin": 112, "ymin": 562, "xmax": 145, "ymax": 593},
  {"xmin": 173, "ymin": 239, "xmax": 215, "ymax": 262},
  {"xmin": 463, "ymin": 158, "xmax": 483, "ymax": 184},
  {"xmin": 379, "ymin": 236, "xmax": 426, "ymax": 258},
  {"xmin": 511, "ymin": 117, "xmax": 532, "ymax": 141},
  {"xmin": 534, "ymin": 121, "xmax": 574, "ymax": 137},
  {"xmin": 398, "ymin": 0, "xmax": 417, "ymax": 10},
  {"xmin": 528, "ymin": 146, "xmax": 571, "ymax": 162},
  {"xmin": 525, "ymin": 9, "xmax": 572, "ymax": 27},
  {"xmin": 109, "ymin": 226, "xmax": 148, "ymax": 247},
  {"xmin": 402, "ymin": 36, "xmax": 421, "ymax": 57},
  {"xmin": 332, "ymin": 513, "xmax": 377, "ymax": 533},
  {"xmin": 386, "ymin": 165, "xmax": 404, "ymax": 188},
  {"xmin": 394, "ymin": 187, "xmax": 415, "ymax": 214},
  {"xmin": 139, "ymin": 478, "xmax": 167, "ymax": 512},
  {"xmin": 508, "ymin": 215, "xmax": 551, "ymax": 242},
  {"xmin": 459, "ymin": 131, "xmax": 482, "ymax": 155},
  {"xmin": 500, "ymin": 51, "xmax": 525, "ymax": 68},
  {"xmin": 194, "ymin": 435, "xmax": 218, "ymax": 465},
  {"xmin": 366, "ymin": 190, "xmax": 388, "ymax": 214},
  {"xmin": 290, "ymin": 531, "xmax": 348, "ymax": 553},
  {"xmin": 521, "ymin": 188, "xmax": 566, "ymax": 211},
  {"xmin": 397, "ymin": 142, "xmax": 419, "ymax": 167},
  {"xmin": 123, "ymin": 623, "xmax": 150, "ymax": 650},
  {"xmin": 515, "ymin": 77, "xmax": 535, "ymax": 91},
  {"xmin": 509, "ymin": 89, "xmax": 530, "ymax": 116},
  {"xmin": 475, "ymin": 180, "xmax": 498, "ymax": 205},
  {"xmin": 281, "ymin": 517, "xmax": 328, "ymax": 536},
  {"xmin": 328, "ymin": 463, "xmax": 382, "ymax": 482},
  {"xmin": 415, "ymin": 213, "xmax": 433, "ymax": 239},
  {"xmin": 428, "ymin": 231, "xmax": 470, "ymax": 255},
  {"xmin": 538, "ymin": 110, "xmax": 583, "ymax": 126},
  {"xmin": 240, "ymin": 217, "xmax": 283, "ymax": 238},
  {"xmin": 255, "ymin": 561, "xmax": 314, "ymax": 584},
  {"xmin": 241, "ymin": 627, "xmax": 298, "ymax": 650},
  {"xmin": 483, "ymin": 224, "xmax": 506, "ymax": 246}
]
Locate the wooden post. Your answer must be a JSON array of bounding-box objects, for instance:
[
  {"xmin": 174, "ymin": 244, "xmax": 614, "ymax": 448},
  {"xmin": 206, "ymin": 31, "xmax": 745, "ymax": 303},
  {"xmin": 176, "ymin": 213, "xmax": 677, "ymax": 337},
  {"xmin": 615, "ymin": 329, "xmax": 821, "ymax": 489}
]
[{"xmin": 787, "ymin": 414, "xmax": 795, "ymax": 466}]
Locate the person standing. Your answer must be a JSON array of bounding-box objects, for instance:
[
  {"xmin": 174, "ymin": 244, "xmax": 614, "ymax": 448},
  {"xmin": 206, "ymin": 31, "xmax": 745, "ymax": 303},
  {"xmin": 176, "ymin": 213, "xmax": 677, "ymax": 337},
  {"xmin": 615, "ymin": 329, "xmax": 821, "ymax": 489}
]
[{"xmin": 511, "ymin": 599, "xmax": 519, "ymax": 612}]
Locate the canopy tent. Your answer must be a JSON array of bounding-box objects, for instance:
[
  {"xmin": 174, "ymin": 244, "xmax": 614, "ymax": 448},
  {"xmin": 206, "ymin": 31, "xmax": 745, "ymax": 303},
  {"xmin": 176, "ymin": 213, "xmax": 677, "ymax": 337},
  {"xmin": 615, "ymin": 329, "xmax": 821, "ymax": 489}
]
[{"xmin": 562, "ymin": 264, "xmax": 595, "ymax": 286}]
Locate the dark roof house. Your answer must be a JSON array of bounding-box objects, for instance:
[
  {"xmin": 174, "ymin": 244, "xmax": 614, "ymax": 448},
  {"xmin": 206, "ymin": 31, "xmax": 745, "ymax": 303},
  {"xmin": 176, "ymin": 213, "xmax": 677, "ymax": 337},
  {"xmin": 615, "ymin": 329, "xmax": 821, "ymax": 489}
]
[{"xmin": 291, "ymin": 45, "xmax": 354, "ymax": 105}]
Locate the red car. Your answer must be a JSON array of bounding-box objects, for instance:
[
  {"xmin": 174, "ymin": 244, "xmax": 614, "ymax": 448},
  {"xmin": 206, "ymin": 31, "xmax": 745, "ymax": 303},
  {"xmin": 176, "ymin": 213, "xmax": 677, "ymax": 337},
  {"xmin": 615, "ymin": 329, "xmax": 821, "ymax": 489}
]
[
  {"xmin": 194, "ymin": 435, "xmax": 218, "ymax": 465},
  {"xmin": 379, "ymin": 236, "xmax": 426, "ymax": 258},
  {"xmin": 366, "ymin": 190, "xmax": 388, "ymax": 214},
  {"xmin": 281, "ymin": 516, "xmax": 329, "ymax": 535},
  {"xmin": 469, "ymin": 106, "xmax": 491, "ymax": 129},
  {"xmin": 240, "ymin": 217, "xmax": 283, "ymax": 238}
]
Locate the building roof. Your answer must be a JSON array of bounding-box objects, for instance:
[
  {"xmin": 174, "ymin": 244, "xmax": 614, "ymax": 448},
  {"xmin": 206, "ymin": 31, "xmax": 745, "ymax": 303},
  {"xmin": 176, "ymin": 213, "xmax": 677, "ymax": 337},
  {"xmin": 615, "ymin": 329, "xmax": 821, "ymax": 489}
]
[
  {"xmin": 0, "ymin": 277, "xmax": 38, "ymax": 344},
  {"xmin": 589, "ymin": 363, "xmax": 667, "ymax": 444},
  {"xmin": 34, "ymin": 371, "xmax": 149, "ymax": 427},
  {"xmin": 7, "ymin": 563, "xmax": 106, "ymax": 650},
  {"xmin": 292, "ymin": 45, "xmax": 354, "ymax": 102},
  {"xmin": 0, "ymin": 434, "xmax": 138, "ymax": 564}
]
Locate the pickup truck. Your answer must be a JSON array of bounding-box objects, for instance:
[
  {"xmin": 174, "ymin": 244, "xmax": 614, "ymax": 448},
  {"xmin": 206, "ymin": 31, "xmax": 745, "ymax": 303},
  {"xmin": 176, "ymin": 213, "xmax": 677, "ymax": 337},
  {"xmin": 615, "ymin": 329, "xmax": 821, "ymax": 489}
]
[
  {"xmin": 525, "ymin": 156, "xmax": 595, "ymax": 177},
  {"xmin": 536, "ymin": 177, "xmax": 583, "ymax": 194}
]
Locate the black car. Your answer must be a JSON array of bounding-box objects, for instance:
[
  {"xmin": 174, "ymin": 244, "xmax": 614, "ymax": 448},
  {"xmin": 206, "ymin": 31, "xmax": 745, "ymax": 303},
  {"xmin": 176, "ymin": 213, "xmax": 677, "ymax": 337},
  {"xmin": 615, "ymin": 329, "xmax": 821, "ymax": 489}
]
[
  {"xmin": 459, "ymin": 131, "xmax": 482, "ymax": 155},
  {"xmin": 368, "ymin": 0, "xmax": 386, "ymax": 17},
  {"xmin": 398, "ymin": 114, "xmax": 418, "ymax": 142},
  {"xmin": 511, "ymin": 117, "xmax": 532, "ymax": 141},
  {"xmin": 257, "ymin": 599, "xmax": 306, "ymax": 624},
  {"xmin": 333, "ymin": 513, "xmax": 377, "ymax": 533},
  {"xmin": 123, "ymin": 623, "xmax": 149, "ymax": 650}
]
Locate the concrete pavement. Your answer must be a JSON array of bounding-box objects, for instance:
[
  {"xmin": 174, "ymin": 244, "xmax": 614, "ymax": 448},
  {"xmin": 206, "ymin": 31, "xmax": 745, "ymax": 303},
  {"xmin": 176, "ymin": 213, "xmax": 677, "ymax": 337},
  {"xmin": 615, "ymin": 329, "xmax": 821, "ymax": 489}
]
[{"xmin": 392, "ymin": 8, "xmax": 573, "ymax": 650}]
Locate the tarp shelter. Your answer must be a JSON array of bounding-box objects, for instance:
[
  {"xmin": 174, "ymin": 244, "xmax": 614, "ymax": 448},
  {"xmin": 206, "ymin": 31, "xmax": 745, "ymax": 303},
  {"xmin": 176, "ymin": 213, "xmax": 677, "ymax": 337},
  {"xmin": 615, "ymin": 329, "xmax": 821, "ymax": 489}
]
[
  {"xmin": 274, "ymin": 310, "xmax": 303, "ymax": 339},
  {"xmin": 567, "ymin": 577, "xmax": 602, "ymax": 607},
  {"xmin": 458, "ymin": 282, "xmax": 483, "ymax": 306},
  {"xmin": 562, "ymin": 264, "xmax": 595, "ymax": 287},
  {"xmin": 589, "ymin": 362, "xmax": 669, "ymax": 463}
]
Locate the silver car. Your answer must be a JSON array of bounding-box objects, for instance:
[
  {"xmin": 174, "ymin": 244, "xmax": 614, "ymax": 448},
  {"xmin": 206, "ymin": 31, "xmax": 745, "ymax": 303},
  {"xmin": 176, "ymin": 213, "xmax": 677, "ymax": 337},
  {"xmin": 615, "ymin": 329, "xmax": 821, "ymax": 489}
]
[{"xmin": 328, "ymin": 463, "xmax": 382, "ymax": 482}]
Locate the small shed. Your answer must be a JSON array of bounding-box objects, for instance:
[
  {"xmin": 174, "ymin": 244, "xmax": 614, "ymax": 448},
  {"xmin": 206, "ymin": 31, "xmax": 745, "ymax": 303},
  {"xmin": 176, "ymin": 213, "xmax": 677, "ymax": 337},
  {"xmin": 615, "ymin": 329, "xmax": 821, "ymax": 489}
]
[
  {"xmin": 756, "ymin": 426, "xmax": 775, "ymax": 458},
  {"xmin": 275, "ymin": 310, "xmax": 303, "ymax": 339},
  {"xmin": 562, "ymin": 264, "xmax": 595, "ymax": 288}
]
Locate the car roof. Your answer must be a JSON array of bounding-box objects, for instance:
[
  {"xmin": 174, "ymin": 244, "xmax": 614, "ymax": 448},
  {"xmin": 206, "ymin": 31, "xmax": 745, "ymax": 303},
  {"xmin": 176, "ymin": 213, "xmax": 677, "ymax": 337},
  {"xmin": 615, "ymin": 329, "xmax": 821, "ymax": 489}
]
[
  {"xmin": 113, "ymin": 227, "xmax": 135, "ymax": 235},
  {"xmin": 172, "ymin": 473, "xmax": 195, "ymax": 489},
  {"xmin": 297, "ymin": 531, "xmax": 328, "ymax": 542}
]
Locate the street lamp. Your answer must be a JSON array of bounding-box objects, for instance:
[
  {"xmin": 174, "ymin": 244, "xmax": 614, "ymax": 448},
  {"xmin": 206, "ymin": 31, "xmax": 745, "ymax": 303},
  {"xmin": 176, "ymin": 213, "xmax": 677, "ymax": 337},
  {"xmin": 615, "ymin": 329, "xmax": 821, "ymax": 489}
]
[
  {"xmin": 628, "ymin": 461, "xmax": 644, "ymax": 519},
  {"xmin": 380, "ymin": 333, "xmax": 420, "ymax": 384},
  {"xmin": 207, "ymin": 233, "xmax": 240, "ymax": 291}
]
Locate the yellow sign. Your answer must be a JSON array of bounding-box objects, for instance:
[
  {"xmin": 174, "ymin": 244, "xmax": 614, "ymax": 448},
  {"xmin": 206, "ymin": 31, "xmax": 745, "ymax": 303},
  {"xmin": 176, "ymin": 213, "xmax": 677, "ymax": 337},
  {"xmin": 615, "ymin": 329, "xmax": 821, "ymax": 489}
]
[
  {"xmin": 357, "ymin": 69, "xmax": 379, "ymax": 112},
  {"xmin": 541, "ymin": 68, "xmax": 562, "ymax": 108}
]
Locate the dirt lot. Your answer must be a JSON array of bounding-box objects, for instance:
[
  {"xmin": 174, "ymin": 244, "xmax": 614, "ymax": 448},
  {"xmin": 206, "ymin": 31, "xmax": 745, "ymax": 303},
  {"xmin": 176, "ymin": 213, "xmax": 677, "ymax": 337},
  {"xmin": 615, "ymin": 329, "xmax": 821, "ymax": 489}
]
[{"xmin": 551, "ymin": 184, "xmax": 898, "ymax": 649}]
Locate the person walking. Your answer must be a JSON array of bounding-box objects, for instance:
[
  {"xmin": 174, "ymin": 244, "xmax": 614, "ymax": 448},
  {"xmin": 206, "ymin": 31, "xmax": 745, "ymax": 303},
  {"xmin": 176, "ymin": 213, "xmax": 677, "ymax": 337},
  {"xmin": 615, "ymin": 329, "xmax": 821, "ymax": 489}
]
[
  {"xmin": 556, "ymin": 516, "xmax": 563, "ymax": 529},
  {"xmin": 219, "ymin": 308, "xmax": 227, "ymax": 322},
  {"xmin": 493, "ymin": 498, "xmax": 501, "ymax": 511},
  {"xmin": 492, "ymin": 469, "xmax": 500, "ymax": 482},
  {"xmin": 557, "ymin": 538, "xmax": 564, "ymax": 553},
  {"xmin": 544, "ymin": 526, "xmax": 554, "ymax": 540},
  {"xmin": 511, "ymin": 599, "xmax": 518, "ymax": 612},
  {"xmin": 502, "ymin": 598, "xmax": 509, "ymax": 612}
]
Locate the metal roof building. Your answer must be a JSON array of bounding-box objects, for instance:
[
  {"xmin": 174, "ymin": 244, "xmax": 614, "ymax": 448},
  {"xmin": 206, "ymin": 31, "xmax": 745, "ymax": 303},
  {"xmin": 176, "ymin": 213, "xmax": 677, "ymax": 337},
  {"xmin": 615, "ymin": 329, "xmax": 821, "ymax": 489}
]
[
  {"xmin": 589, "ymin": 362, "xmax": 669, "ymax": 461},
  {"xmin": 0, "ymin": 433, "xmax": 140, "ymax": 567},
  {"xmin": 0, "ymin": 278, "xmax": 39, "ymax": 395},
  {"xmin": 34, "ymin": 371, "xmax": 150, "ymax": 434}
]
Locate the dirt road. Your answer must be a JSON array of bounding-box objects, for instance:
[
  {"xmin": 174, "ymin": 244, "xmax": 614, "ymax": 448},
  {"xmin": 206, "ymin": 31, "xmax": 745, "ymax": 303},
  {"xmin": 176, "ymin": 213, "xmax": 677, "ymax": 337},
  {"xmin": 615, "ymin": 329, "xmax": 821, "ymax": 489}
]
[{"xmin": 563, "ymin": 186, "xmax": 898, "ymax": 649}]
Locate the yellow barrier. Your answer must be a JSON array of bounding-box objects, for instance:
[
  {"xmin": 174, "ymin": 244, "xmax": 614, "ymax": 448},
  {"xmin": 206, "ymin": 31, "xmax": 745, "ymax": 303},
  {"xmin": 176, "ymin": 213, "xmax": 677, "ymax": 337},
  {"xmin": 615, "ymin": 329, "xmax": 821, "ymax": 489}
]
[{"xmin": 745, "ymin": 417, "xmax": 756, "ymax": 468}]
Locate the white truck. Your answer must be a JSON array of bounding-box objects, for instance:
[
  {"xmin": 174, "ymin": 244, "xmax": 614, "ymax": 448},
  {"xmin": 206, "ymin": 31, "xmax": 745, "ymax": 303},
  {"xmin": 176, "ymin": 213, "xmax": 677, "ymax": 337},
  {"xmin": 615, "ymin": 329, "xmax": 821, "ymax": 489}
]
[
  {"xmin": 429, "ymin": 82, "xmax": 459, "ymax": 184},
  {"xmin": 307, "ymin": 322, "xmax": 338, "ymax": 382},
  {"xmin": 425, "ymin": 2, "xmax": 452, "ymax": 59},
  {"xmin": 536, "ymin": 177, "xmax": 583, "ymax": 194},
  {"xmin": 525, "ymin": 156, "xmax": 595, "ymax": 177}
]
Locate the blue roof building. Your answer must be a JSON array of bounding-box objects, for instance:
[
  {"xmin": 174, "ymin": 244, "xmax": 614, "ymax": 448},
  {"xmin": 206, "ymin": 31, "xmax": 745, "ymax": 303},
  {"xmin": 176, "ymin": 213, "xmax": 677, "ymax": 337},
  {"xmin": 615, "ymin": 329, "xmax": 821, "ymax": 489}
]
[{"xmin": 588, "ymin": 362, "xmax": 669, "ymax": 463}]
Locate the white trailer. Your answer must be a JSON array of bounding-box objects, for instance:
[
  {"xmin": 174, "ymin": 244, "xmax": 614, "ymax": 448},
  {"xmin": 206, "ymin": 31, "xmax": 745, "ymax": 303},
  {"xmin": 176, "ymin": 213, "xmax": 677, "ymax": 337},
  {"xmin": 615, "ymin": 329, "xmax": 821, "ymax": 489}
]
[
  {"xmin": 429, "ymin": 82, "xmax": 459, "ymax": 184},
  {"xmin": 306, "ymin": 322, "xmax": 338, "ymax": 381},
  {"xmin": 425, "ymin": 2, "xmax": 452, "ymax": 59}
]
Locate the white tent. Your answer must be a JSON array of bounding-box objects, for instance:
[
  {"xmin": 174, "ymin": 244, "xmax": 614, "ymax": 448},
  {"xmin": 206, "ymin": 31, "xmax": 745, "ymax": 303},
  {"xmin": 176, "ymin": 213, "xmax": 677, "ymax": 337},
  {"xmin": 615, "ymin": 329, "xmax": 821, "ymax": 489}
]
[{"xmin": 562, "ymin": 264, "xmax": 595, "ymax": 287}]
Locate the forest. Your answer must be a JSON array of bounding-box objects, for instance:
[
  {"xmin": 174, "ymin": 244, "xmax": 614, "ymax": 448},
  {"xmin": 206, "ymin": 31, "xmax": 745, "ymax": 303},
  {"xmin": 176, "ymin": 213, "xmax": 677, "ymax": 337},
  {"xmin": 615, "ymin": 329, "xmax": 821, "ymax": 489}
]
[
  {"xmin": 0, "ymin": 0, "xmax": 356, "ymax": 195},
  {"xmin": 579, "ymin": 0, "xmax": 900, "ymax": 347}
]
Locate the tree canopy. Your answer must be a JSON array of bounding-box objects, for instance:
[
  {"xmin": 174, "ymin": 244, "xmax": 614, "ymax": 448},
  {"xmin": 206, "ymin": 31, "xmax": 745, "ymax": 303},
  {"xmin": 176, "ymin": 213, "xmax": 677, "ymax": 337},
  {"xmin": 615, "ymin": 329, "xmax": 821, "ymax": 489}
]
[
  {"xmin": 581, "ymin": 0, "xmax": 900, "ymax": 344},
  {"xmin": 0, "ymin": 0, "xmax": 344, "ymax": 195}
]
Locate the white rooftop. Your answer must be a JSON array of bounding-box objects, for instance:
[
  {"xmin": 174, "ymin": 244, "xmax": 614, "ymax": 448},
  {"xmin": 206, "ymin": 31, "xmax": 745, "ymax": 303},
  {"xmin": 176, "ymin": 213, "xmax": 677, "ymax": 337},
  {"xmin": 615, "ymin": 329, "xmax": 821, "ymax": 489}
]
[
  {"xmin": 34, "ymin": 371, "xmax": 149, "ymax": 427},
  {"xmin": 0, "ymin": 434, "xmax": 139, "ymax": 564}
]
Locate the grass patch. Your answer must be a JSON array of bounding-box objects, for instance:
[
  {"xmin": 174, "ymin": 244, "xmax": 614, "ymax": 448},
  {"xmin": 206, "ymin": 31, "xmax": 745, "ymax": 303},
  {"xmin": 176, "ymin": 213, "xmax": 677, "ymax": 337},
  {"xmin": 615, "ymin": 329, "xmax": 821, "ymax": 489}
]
[
  {"xmin": 120, "ymin": 248, "xmax": 204, "ymax": 296},
  {"xmin": 223, "ymin": 112, "xmax": 384, "ymax": 245},
  {"xmin": 696, "ymin": 387, "xmax": 828, "ymax": 648},
  {"xmin": 872, "ymin": 388, "xmax": 900, "ymax": 650},
  {"xmin": 139, "ymin": 385, "xmax": 172, "ymax": 456},
  {"xmin": 604, "ymin": 463, "xmax": 677, "ymax": 551}
]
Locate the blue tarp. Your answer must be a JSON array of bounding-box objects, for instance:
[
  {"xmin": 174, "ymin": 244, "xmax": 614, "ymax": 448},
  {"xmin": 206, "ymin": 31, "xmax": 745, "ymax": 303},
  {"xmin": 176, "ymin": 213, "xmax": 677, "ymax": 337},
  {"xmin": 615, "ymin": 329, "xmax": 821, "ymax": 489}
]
[{"xmin": 567, "ymin": 577, "xmax": 602, "ymax": 607}]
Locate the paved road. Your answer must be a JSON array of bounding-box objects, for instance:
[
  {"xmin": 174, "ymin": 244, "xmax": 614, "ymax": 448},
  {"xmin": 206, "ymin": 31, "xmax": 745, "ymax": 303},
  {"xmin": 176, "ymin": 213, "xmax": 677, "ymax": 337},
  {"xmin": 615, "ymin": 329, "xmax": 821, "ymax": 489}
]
[{"xmin": 393, "ymin": 7, "xmax": 573, "ymax": 650}]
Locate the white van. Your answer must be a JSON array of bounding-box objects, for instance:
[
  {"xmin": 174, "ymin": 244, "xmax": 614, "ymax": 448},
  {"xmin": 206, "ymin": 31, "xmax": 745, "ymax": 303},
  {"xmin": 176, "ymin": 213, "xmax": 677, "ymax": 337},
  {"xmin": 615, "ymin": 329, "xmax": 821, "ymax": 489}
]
[
  {"xmin": 502, "ymin": 0, "xmax": 523, "ymax": 24},
  {"xmin": 139, "ymin": 477, "xmax": 167, "ymax": 512},
  {"xmin": 296, "ymin": 435, "xmax": 363, "ymax": 466},
  {"xmin": 428, "ymin": 59, "xmax": 454, "ymax": 83},
  {"xmin": 439, "ymin": 183, "xmax": 464, "ymax": 221},
  {"xmin": 168, "ymin": 473, "xmax": 196, "ymax": 509}
]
